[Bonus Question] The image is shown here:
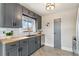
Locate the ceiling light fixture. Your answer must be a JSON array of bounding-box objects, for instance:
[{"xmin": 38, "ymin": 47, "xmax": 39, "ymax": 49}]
[{"xmin": 46, "ymin": 3, "xmax": 55, "ymax": 10}]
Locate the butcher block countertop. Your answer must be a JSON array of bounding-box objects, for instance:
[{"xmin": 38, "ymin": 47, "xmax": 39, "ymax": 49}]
[{"xmin": 0, "ymin": 34, "xmax": 44, "ymax": 44}]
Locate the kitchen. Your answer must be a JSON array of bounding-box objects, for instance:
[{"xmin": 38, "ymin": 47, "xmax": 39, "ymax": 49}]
[
  {"xmin": 0, "ymin": 3, "xmax": 79, "ymax": 56},
  {"xmin": 0, "ymin": 3, "xmax": 45, "ymax": 56}
]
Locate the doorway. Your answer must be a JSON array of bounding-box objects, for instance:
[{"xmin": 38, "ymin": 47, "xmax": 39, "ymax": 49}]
[{"xmin": 54, "ymin": 18, "xmax": 61, "ymax": 49}]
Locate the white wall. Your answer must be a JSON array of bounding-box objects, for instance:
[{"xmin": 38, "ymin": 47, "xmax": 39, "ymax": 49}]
[
  {"xmin": 42, "ymin": 8, "xmax": 77, "ymax": 52},
  {"xmin": 76, "ymin": 8, "xmax": 79, "ymax": 54}
]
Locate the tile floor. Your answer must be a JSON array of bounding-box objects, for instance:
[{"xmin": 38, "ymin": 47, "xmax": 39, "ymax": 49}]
[{"xmin": 32, "ymin": 46, "xmax": 78, "ymax": 56}]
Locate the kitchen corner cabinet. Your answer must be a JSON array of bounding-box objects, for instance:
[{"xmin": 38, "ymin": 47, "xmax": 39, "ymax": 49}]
[{"xmin": 2, "ymin": 3, "xmax": 22, "ymax": 28}]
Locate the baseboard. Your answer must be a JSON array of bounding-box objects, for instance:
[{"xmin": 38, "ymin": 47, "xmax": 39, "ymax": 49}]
[
  {"xmin": 61, "ymin": 47, "xmax": 73, "ymax": 52},
  {"xmin": 44, "ymin": 44, "xmax": 54, "ymax": 48},
  {"xmin": 45, "ymin": 44, "xmax": 73, "ymax": 52},
  {"xmin": 75, "ymin": 49, "xmax": 79, "ymax": 55}
]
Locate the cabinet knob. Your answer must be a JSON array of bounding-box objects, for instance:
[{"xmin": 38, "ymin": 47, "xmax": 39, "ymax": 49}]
[
  {"xmin": 35, "ymin": 41, "xmax": 37, "ymax": 44},
  {"xmin": 13, "ymin": 22, "xmax": 17, "ymax": 26},
  {"xmin": 18, "ymin": 47, "xmax": 22, "ymax": 52}
]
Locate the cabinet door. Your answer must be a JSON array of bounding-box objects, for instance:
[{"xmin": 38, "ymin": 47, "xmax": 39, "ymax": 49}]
[
  {"xmin": 28, "ymin": 38, "xmax": 35, "ymax": 55},
  {"xmin": 20, "ymin": 39, "xmax": 28, "ymax": 56},
  {"xmin": 3, "ymin": 4, "xmax": 14, "ymax": 27},
  {"xmin": 22, "ymin": 7, "xmax": 29, "ymax": 16},
  {"xmin": 35, "ymin": 36, "xmax": 41, "ymax": 50},
  {"xmin": 38, "ymin": 16, "xmax": 41, "ymax": 29},
  {"xmin": 21, "ymin": 46, "xmax": 28, "ymax": 56},
  {"xmin": 6, "ymin": 41, "xmax": 19, "ymax": 56},
  {"xmin": 6, "ymin": 48, "xmax": 18, "ymax": 56},
  {"xmin": 12, "ymin": 4, "xmax": 22, "ymax": 28},
  {"xmin": 0, "ymin": 4, "xmax": 5, "ymax": 27},
  {"xmin": 37, "ymin": 36, "xmax": 41, "ymax": 48},
  {"xmin": 28, "ymin": 11, "xmax": 34, "ymax": 18},
  {"xmin": 35, "ymin": 15, "xmax": 41, "ymax": 30},
  {"xmin": 35, "ymin": 37, "xmax": 38, "ymax": 50}
]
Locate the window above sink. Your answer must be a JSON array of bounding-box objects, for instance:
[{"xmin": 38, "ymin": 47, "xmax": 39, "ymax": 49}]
[{"xmin": 22, "ymin": 15, "xmax": 36, "ymax": 33}]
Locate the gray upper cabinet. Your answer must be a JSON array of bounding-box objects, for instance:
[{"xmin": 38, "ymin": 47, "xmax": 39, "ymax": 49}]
[
  {"xmin": 38, "ymin": 16, "xmax": 41, "ymax": 29},
  {"xmin": 13, "ymin": 4, "xmax": 22, "ymax": 28},
  {"xmin": 0, "ymin": 4, "xmax": 5, "ymax": 27},
  {"xmin": 1, "ymin": 3, "xmax": 22, "ymax": 28},
  {"xmin": 28, "ymin": 11, "xmax": 35, "ymax": 18},
  {"xmin": 0, "ymin": 3, "xmax": 41, "ymax": 29},
  {"xmin": 35, "ymin": 15, "xmax": 41, "ymax": 30},
  {"xmin": 22, "ymin": 7, "xmax": 35, "ymax": 18},
  {"xmin": 3, "ymin": 4, "xmax": 14, "ymax": 27},
  {"xmin": 22, "ymin": 7, "xmax": 29, "ymax": 16}
]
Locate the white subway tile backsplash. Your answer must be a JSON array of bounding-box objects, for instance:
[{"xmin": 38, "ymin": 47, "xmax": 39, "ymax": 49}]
[
  {"xmin": 0, "ymin": 28, "xmax": 25, "ymax": 37},
  {"xmin": 0, "ymin": 27, "xmax": 36, "ymax": 38}
]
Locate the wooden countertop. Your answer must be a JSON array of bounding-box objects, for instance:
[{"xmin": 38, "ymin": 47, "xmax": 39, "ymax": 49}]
[{"xmin": 0, "ymin": 34, "xmax": 44, "ymax": 44}]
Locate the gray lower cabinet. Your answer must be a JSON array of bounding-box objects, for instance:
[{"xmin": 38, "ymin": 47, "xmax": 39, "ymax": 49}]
[
  {"xmin": 6, "ymin": 39, "xmax": 28, "ymax": 56},
  {"xmin": 35, "ymin": 36, "xmax": 41, "ymax": 50},
  {"xmin": 6, "ymin": 41, "xmax": 19, "ymax": 56},
  {"xmin": 28, "ymin": 36, "xmax": 41, "ymax": 55},
  {"xmin": 20, "ymin": 46, "xmax": 28, "ymax": 56},
  {"xmin": 6, "ymin": 48, "xmax": 18, "ymax": 56},
  {"xmin": 0, "ymin": 36, "xmax": 41, "ymax": 56},
  {"xmin": 0, "ymin": 3, "xmax": 42, "ymax": 29},
  {"xmin": 28, "ymin": 38, "xmax": 35, "ymax": 55},
  {"xmin": 19, "ymin": 39, "xmax": 28, "ymax": 56}
]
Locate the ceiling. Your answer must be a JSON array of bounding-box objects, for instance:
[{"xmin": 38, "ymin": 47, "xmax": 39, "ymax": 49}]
[{"xmin": 20, "ymin": 3, "xmax": 79, "ymax": 16}]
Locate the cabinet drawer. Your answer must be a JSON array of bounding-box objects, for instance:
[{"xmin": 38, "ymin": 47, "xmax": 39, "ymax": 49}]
[{"xmin": 6, "ymin": 42, "xmax": 19, "ymax": 50}]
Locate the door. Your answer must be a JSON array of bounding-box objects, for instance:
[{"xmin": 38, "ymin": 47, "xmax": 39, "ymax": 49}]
[{"xmin": 54, "ymin": 18, "xmax": 61, "ymax": 49}]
